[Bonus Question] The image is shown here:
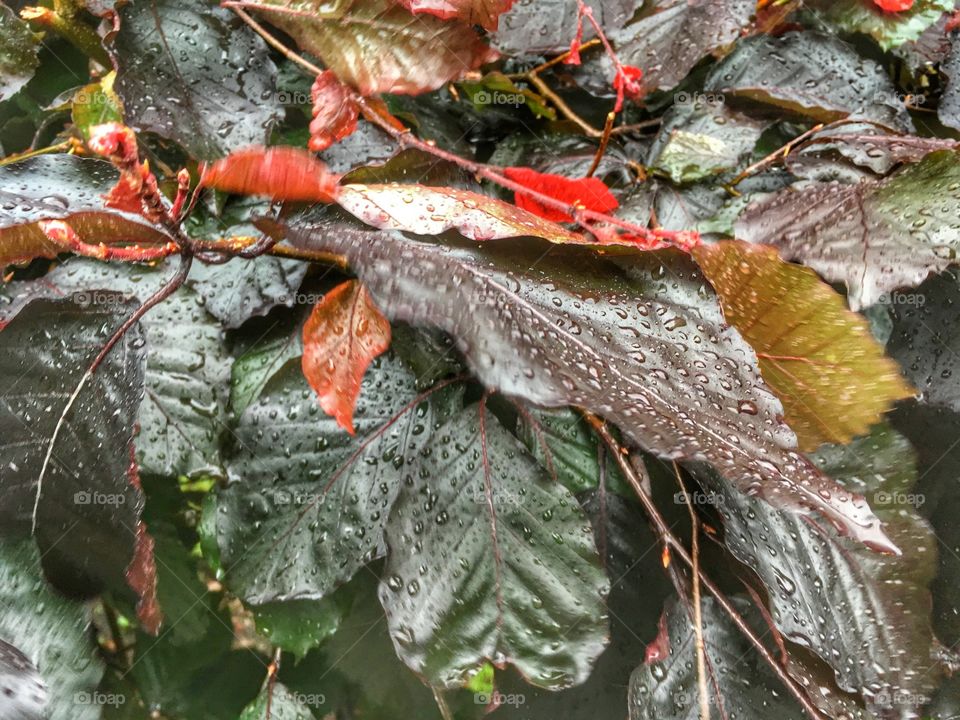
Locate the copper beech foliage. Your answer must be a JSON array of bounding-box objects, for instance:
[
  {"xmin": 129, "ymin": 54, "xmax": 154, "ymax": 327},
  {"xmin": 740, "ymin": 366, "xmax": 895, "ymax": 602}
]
[{"xmin": 2, "ymin": 0, "xmax": 959, "ymax": 718}]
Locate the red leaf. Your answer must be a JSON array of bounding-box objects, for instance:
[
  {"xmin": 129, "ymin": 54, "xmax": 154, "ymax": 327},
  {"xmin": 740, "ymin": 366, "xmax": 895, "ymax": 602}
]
[
  {"xmin": 302, "ymin": 280, "xmax": 392, "ymax": 434},
  {"xmin": 124, "ymin": 451, "xmax": 161, "ymax": 635},
  {"xmin": 872, "ymin": 0, "xmax": 913, "ymax": 10},
  {"xmin": 614, "ymin": 65, "xmax": 644, "ymax": 103},
  {"xmin": 501, "ymin": 167, "xmax": 619, "ymax": 223},
  {"xmin": 335, "ymin": 182, "xmax": 585, "ymax": 244},
  {"xmin": 309, "ymin": 71, "xmax": 359, "ymax": 152},
  {"xmin": 395, "ymin": 0, "xmax": 514, "ymax": 30},
  {"xmin": 199, "ymin": 146, "xmax": 340, "ymax": 202}
]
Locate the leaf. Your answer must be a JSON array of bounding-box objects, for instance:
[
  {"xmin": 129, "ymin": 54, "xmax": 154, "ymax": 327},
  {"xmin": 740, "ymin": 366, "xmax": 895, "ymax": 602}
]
[
  {"xmin": 214, "ymin": 353, "xmax": 459, "ymax": 603},
  {"xmin": 704, "ymin": 31, "xmax": 914, "ymax": 132},
  {"xmin": 200, "ymin": 146, "xmax": 340, "ymax": 202},
  {"xmin": 335, "ymin": 183, "xmax": 585, "ymax": 243},
  {"xmin": 379, "ymin": 402, "xmax": 609, "ymax": 689},
  {"xmin": 71, "ymin": 72, "xmax": 124, "ymax": 142},
  {"xmin": 286, "ymin": 222, "xmax": 898, "ymax": 552},
  {"xmin": 808, "ymin": 0, "xmax": 953, "ymax": 50},
  {"xmin": 186, "ymin": 257, "xmax": 308, "ymax": 330},
  {"xmin": 40, "ymin": 259, "xmax": 232, "ymax": 478},
  {"xmin": 107, "ymin": 0, "xmax": 282, "ymax": 160},
  {"xmin": 0, "ymin": 155, "xmax": 174, "ymax": 268},
  {"xmin": 0, "ymin": 295, "xmax": 147, "ymax": 598},
  {"xmin": 309, "ymin": 71, "xmax": 359, "ymax": 152},
  {"xmin": 492, "ymin": 0, "xmax": 633, "ymax": 56},
  {"xmin": 694, "ymin": 241, "xmax": 913, "ymax": 450},
  {"xmin": 302, "ymin": 279, "xmax": 392, "ymax": 434},
  {"xmin": 239, "ymin": 682, "xmax": 314, "ymax": 720},
  {"xmin": 230, "ymin": 319, "xmax": 304, "ymax": 416},
  {"xmin": 887, "ymin": 268, "xmax": 960, "ymax": 413},
  {"xmin": 939, "ymin": 34, "xmax": 960, "ymax": 131},
  {"xmin": 253, "ymin": 598, "xmax": 343, "ymax": 659},
  {"xmin": 500, "ymin": 167, "xmax": 618, "ymax": 222},
  {"xmin": 610, "ymin": 0, "xmax": 755, "ymax": 95},
  {"xmin": 783, "ymin": 124, "xmax": 959, "ymax": 179},
  {"xmin": 0, "ymin": 540, "xmax": 104, "ymax": 720},
  {"xmin": 702, "ymin": 422, "xmax": 939, "ymax": 716},
  {"xmin": 0, "ymin": 5, "xmax": 39, "ymax": 102},
  {"xmin": 395, "ymin": 0, "xmax": 514, "ymax": 30},
  {"xmin": 735, "ymin": 149, "xmax": 960, "ymax": 310},
  {"xmin": 233, "ymin": 0, "xmax": 498, "ymax": 95},
  {"xmin": 628, "ymin": 596, "xmax": 806, "ymax": 720},
  {"xmin": 647, "ymin": 100, "xmax": 768, "ymax": 184}
]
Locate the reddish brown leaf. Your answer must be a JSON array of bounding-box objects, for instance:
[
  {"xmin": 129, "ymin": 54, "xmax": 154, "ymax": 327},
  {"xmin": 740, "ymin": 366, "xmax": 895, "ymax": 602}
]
[
  {"xmin": 124, "ymin": 450, "xmax": 161, "ymax": 635},
  {"xmin": 873, "ymin": 0, "xmax": 913, "ymax": 10},
  {"xmin": 199, "ymin": 146, "xmax": 340, "ymax": 202},
  {"xmin": 395, "ymin": 0, "xmax": 514, "ymax": 30},
  {"xmin": 301, "ymin": 280, "xmax": 392, "ymax": 434},
  {"xmin": 501, "ymin": 167, "xmax": 619, "ymax": 223},
  {"xmin": 335, "ymin": 182, "xmax": 585, "ymax": 243},
  {"xmin": 309, "ymin": 71, "xmax": 360, "ymax": 152}
]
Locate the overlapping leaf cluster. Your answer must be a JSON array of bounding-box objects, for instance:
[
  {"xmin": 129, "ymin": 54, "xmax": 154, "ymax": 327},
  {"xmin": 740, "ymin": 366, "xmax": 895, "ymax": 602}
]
[{"xmin": 1, "ymin": 0, "xmax": 960, "ymax": 718}]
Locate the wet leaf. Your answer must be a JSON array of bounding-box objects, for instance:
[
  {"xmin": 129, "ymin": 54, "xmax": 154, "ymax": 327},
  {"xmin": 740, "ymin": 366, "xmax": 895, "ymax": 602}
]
[
  {"xmin": 694, "ymin": 241, "xmax": 913, "ymax": 450},
  {"xmin": 0, "ymin": 5, "xmax": 39, "ymax": 102},
  {"xmin": 735, "ymin": 149, "xmax": 960, "ymax": 310},
  {"xmin": 704, "ymin": 31, "xmax": 914, "ymax": 131},
  {"xmin": 0, "ymin": 540, "xmax": 104, "ymax": 720},
  {"xmin": 0, "ymin": 155, "xmax": 174, "ymax": 268},
  {"xmin": 302, "ymin": 279, "xmax": 392, "ymax": 434},
  {"xmin": 628, "ymin": 597, "xmax": 805, "ymax": 720},
  {"xmin": 253, "ymin": 599, "xmax": 343, "ymax": 659},
  {"xmin": 703, "ymin": 422, "xmax": 939, "ymax": 717},
  {"xmin": 888, "ymin": 268, "xmax": 960, "ymax": 413},
  {"xmin": 335, "ymin": 182, "xmax": 585, "ymax": 243},
  {"xmin": 37, "ymin": 259, "xmax": 232, "ymax": 479},
  {"xmin": 611, "ymin": 0, "xmax": 755, "ymax": 95},
  {"xmin": 214, "ymin": 353, "xmax": 459, "ymax": 603},
  {"xmin": 200, "ymin": 146, "xmax": 340, "ymax": 202},
  {"xmin": 107, "ymin": 0, "xmax": 281, "ymax": 160},
  {"xmin": 809, "ymin": 0, "xmax": 954, "ymax": 50},
  {"xmin": 239, "ymin": 683, "xmax": 314, "ymax": 720},
  {"xmin": 186, "ymin": 257, "xmax": 307, "ymax": 330},
  {"xmin": 71, "ymin": 72, "xmax": 124, "ymax": 142},
  {"xmin": 0, "ymin": 295, "xmax": 145, "ymax": 598},
  {"xmin": 647, "ymin": 100, "xmax": 768, "ymax": 183},
  {"xmin": 492, "ymin": 0, "xmax": 634, "ymax": 56},
  {"xmin": 230, "ymin": 319, "xmax": 304, "ymax": 416},
  {"xmin": 396, "ymin": 0, "xmax": 514, "ymax": 31},
  {"xmin": 286, "ymin": 224, "xmax": 897, "ymax": 552},
  {"xmin": 379, "ymin": 403, "xmax": 609, "ymax": 689},
  {"xmin": 234, "ymin": 0, "xmax": 497, "ymax": 95},
  {"xmin": 939, "ymin": 33, "xmax": 960, "ymax": 131},
  {"xmin": 309, "ymin": 71, "xmax": 360, "ymax": 152}
]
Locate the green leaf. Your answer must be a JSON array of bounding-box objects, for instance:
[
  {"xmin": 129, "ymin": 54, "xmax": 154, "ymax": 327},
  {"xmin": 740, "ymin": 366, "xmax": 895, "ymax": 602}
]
[
  {"xmin": 253, "ymin": 599, "xmax": 344, "ymax": 659},
  {"xmin": 694, "ymin": 240, "xmax": 913, "ymax": 450},
  {"xmin": 71, "ymin": 73, "xmax": 124, "ymax": 141},
  {"xmin": 215, "ymin": 353, "xmax": 460, "ymax": 604},
  {"xmin": 648, "ymin": 100, "xmax": 767, "ymax": 183},
  {"xmin": 736, "ymin": 149, "xmax": 960, "ymax": 310},
  {"xmin": 286, "ymin": 222, "xmax": 897, "ymax": 552},
  {"xmin": 379, "ymin": 403, "xmax": 609, "ymax": 689},
  {"xmin": 0, "ymin": 539, "xmax": 104, "ymax": 720},
  {"xmin": 239, "ymin": 682, "xmax": 316, "ymax": 720},
  {"xmin": 0, "ymin": 155, "xmax": 174, "ymax": 268},
  {"xmin": 703, "ymin": 423, "xmax": 939, "ymax": 716},
  {"xmin": 0, "ymin": 295, "xmax": 146, "ymax": 598},
  {"xmin": 230, "ymin": 318, "xmax": 304, "ymax": 417},
  {"xmin": 236, "ymin": 0, "xmax": 496, "ymax": 95},
  {"xmin": 808, "ymin": 0, "xmax": 955, "ymax": 50},
  {"xmin": 704, "ymin": 31, "xmax": 914, "ymax": 131},
  {"xmin": 628, "ymin": 596, "xmax": 806, "ymax": 720},
  {"xmin": 107, "ymin": 0, "xmax": 282, "ymax": 159},
  {"xmin": 0, "ymin": 4, "xmax": 39, "ymax": 102}
]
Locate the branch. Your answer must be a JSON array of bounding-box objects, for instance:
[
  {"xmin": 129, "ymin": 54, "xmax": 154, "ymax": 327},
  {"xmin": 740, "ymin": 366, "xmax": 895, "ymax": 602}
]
[{"xmin": 581, "ymin": 412, "xmax": 827, "ymax": 720}]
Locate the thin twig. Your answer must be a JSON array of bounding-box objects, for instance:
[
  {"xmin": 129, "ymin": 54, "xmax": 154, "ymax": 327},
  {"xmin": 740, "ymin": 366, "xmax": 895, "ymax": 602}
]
[
  {"xmin": 675, "ymin": 463, "xmax": 710, "ymax": 720},
  {"xmin": 724, "ymin": 122, "xmax": 825, "ymax": 194},
  {"xmin": 586, "ymin": 111, "xmax": 615, "ymax": 177},
  {"xmin": 581, "ymin": 412, "xmax": 827, "ymax": 720}
]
